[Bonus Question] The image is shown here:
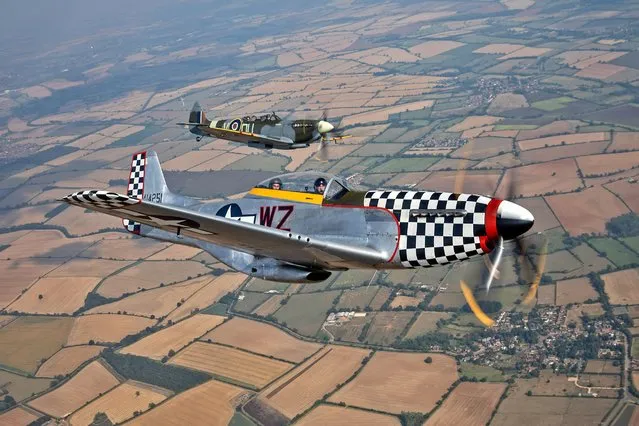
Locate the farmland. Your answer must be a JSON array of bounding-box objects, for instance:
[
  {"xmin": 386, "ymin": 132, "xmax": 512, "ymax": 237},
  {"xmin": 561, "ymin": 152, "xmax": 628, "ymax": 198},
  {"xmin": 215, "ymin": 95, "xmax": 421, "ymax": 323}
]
[
  {"xmin": 297, "ymin": 405, "xmax": 401, "ymax": 425},
  {"xmin": 427, "ymin": 382, "xmax": 507, "ymax": 426},
  {"xmin": 36, "ymin": 345, "xmax": 104, "ymax": 378},
  {"xmin": 329, "ymin": 352, "xmax": 458, "ymax": 414}
]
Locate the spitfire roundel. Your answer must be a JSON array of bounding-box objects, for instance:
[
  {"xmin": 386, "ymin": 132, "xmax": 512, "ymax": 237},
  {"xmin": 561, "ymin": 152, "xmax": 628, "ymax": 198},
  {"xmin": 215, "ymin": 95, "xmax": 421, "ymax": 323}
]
[{"xmin": 229, "ymin": 119, "xmax": 242, "ymax": 131}]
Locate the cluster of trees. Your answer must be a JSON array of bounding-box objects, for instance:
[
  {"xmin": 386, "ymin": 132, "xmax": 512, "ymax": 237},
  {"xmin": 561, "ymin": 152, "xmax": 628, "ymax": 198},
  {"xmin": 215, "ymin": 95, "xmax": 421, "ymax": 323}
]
[
  {"xmin": 102, "ymin": 350, "xmax": 210, "ymax": 393},
  {"xmin": 396, "ymin": 332, "xmax": 452, "ymax": 352},
  {"xmin": 606, "ymin": 213, "xmax": 639, "ymax": 237}
]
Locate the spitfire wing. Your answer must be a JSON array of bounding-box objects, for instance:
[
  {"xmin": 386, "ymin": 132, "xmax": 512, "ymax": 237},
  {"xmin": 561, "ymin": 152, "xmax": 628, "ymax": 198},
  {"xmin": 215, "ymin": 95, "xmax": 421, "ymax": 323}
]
[
  {"xmin": 60, "ymin": 190, "xmax": 387, "ymax": 268},
  {"xmin": 206, "ymin": 127, "xmax": 294, "ymax": 148}
]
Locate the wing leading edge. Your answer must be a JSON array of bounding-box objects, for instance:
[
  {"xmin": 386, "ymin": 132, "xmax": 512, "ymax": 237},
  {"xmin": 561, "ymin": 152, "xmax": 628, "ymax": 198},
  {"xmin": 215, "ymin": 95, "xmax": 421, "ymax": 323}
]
[{"xmin": 61, "ymin": 190, "xmax": 389, "ymax": 269}]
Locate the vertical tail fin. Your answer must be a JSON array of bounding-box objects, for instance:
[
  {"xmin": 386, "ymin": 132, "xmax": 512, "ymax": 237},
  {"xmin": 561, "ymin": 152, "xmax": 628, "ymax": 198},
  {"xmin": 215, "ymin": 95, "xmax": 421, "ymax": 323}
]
[
  {"xmin": 123, "ymin": 150, "xmax": 171, "ymax": 234},
  {"xmin": 188, "ymin": 102, "xmax": 207, "ymax": 124}
]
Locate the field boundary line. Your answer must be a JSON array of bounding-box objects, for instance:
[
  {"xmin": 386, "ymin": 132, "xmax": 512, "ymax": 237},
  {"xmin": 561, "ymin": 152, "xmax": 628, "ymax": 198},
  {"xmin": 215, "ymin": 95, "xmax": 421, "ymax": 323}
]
[
  {"xmin": 197, "ymin": 339, "xmax": 297, "ymax": 365},
  {"xmin": 265, "ymin": 348, "xmax": 333, "ymax": 399}
]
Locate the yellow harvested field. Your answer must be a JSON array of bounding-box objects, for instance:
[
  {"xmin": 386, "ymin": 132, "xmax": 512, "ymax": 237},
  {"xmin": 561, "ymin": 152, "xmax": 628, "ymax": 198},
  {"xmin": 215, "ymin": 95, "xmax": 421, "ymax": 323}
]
[
  {"xmin": 447, "ymin": 116, "xmax": 503, "ymax": 132},
  {"xmin": 88, "ymin": 276, "xmax": 213, "ymax": 317},
  {"xmin": 48, "ymin": 206, "xmax": 123, "ymax": 235},
  {"xmin": 68, "ymin": 314, "xmax": 156, "ymax": 345},
  {"xmin": 0, "ymin": 407, "xmax": 41, "ymax": 426},
  {"xmin": 162, "ymin": 273, "xmax": 245, "ymax": 324},
  {"xmin": 162, "ymin": 150, "xmax": 224, "ymax": 171},
  {"xmin": 146, "ymin": 244, "xmax": 202, "ymax": 260},
  {"xmin": 0, "ymin": 230, "xmax": 97, "ymax": 260},
  {"xmin": 0, "ymin": 316, "xmax": 74, "ymax": 373},
  {"xmin": 518, "ymin": 132, "xmax": 607, "ymax": 151},
  {"xmin": 340, "ymin": 100, "xmax": 434, "ymax": 127},
  {"xmin": 0, "ymin": 259, "xmax": 65, "ymax": 309},
  {"xmin": 420, "ymin": 171, "xmax": 501, "ymax": 196},
  {"xmin": 329, "ymin": 352, "xmax": 458, "ymax": 414},
  {"xmin": 390, "ymin": 296, "xmax": 422, "ymax": 308},
  {"xmin": 171, "ymin": 342, "xmax": 292, "ymax": 388},
  {"xmin": 120, "ymin": 314, "xmax": 225, "ymax": 360},
  {"xmin": 97, "ymin": 260, "xmax": 211, "ymax": 298},
  {"xmin": 427, "ymin": 382, "xmax": 508, "ymax": 426},
  {"xmin": 404, "ymin": 312, "xmax": 453, "ymax": 339},
  {"xmin": 69, "ymin": 381, "xmax": 171, "ymax": 426},
  {"xmin": 555, "ymin": 278, "xmax": 599, "ymax": 305},
  {"xmin": 608, "ymin": 132, "xmax": 639, "ymax": 151},
  {"xmin": 409, "ymin": 40, "xmax": 464, "ymax": 58},
  {"xmin": 474, "ymin": 44, "xmax": 524, "ymax": 54},
  {"xmin": 297, "ymin": 405, "xmax": 401, "ymax": 425},
  {"xmin": 500, "ymin": 47, "xmax": 552, "ymax": 60},
  {"xmin": 202, "ymin": 317, "xmax": 321, "ymax": 363},
  {"xmin": 0, "ymin": 315, "xmax": 15, "ymax": 328},
  {"xmin": 496, "ymin": 158, "xmax": 582, "ymax": 198},
  {"xmin": 127, "ymin": 379, "xmax": 246, "ymax": 426},
  {"xmin": 20, "ymin": 85, "xmax": 52, "ymax": 98},
  {"xmin": 252, "ymin": 295, "xmax": 286, "ymax": 316},
  {"xmin": 537, "ymin": 285, "xmax": 555, "ymax": 305},
  {"xmin": 48, "ymin": 258, "xmax": 133, "ymax": 278},
  {"xmin": 81, "ymin": 237, "xmax": 169, "ymax": 260},
  {"xmin": 265, "ymin": 346, "xmax": 370, "ymax": 419},
  {"xmin": 516, "ymin": 121, "xmax": 577, "ymax": 140},
  {"xmin": 577, "ymin": 151, "xmax": 639, "ymax": 176},
  {"xmin": 189, "ymin": 152, "xmax": 246, "ymax": 171},
  {"xmin": 555, "ymin": 50, "xmax": 613, "ymax": 66},
  {"xmin": 42, "ymin": 79, "xmax": 84, "ymax": 90},
  {"xmin": 0, "ymin": 205, "xmax": 54, "ymax": 228},
  {"xmin": 36, "ymin": 345, "xmax": 104, "ymax": 378},
  {"xmin": 546, "ymin": 186, "xmax": 629, "ymax": 235},
  {"xmin": 278, "ymin": 52, "xmax": 304, "ymax": 67},
  {"xmin": 8, "ymin": 277, "xmax": 100, "ymax": 314},
  {"xmin": 45, "ymin": 149, "xmax": 91, "ymax": 166},
  {"xmin": 28, "ymin": 361, "xmax": 120, "ymax": 418},
  {"xmin": 602, "ymin": 268, "xmax": 639, "ymax": 305}
]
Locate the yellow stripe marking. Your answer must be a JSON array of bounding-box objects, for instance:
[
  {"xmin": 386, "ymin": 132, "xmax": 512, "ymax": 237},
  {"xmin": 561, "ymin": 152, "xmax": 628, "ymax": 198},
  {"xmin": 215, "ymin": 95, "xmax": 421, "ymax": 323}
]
[{"xmin": 248, "ymin": 188, "xmax": 324, "ymax": 205}]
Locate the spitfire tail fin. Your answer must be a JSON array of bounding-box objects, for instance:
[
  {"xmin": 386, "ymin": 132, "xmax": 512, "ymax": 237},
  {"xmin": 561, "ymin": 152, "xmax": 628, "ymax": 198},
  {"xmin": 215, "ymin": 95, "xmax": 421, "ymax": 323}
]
[
  {"xmin": 188, "ymin": 102, "xmax": 208, "ymax": 125},
  {"xmin": 123, "ymin": 150, "xmax": 172, "ymax": 234}
]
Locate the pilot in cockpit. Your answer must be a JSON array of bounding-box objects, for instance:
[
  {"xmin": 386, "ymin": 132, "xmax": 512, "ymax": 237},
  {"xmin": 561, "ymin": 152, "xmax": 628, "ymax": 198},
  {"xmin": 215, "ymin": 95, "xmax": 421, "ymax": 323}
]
[
  {"xmin": 269, "ymin": 178, "xmax": 282, "ymax": 190},
  {"xmin": 314, "ymin": 177, "xmax": 327, "ymax": 195}
]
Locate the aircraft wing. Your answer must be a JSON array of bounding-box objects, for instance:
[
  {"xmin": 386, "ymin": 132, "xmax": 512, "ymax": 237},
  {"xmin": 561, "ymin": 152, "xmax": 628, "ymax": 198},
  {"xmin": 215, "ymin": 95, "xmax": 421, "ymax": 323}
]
[
  {"xmin": 205, "ymin": 127, "xmax": 295, "ymax": 148},
  {"xmin": 60, "ymin": 190, "xmax": 389, "ymax": 269}
]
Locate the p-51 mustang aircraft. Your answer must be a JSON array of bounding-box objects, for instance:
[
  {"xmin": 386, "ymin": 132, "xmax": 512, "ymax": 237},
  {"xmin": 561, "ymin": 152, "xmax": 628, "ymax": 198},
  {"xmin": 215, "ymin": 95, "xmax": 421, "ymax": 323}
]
[
  {"xmin": 177, "ymin": 103, "xmax": 348, "ymax": 151},
  {"xmin": 61, "ymin": 151, "xmax": 537, "ymax": 325}
]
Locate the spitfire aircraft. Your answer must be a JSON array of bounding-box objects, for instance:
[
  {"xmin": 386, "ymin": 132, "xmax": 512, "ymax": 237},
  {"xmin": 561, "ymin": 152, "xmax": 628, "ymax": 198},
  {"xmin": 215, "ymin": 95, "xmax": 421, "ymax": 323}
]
[
  {"xmin": 61, "ymin": 150, "xmax": 542, "ymax": 326},
  {"xmin": 177, "ymin": 103, "xmax": 348, "ymax": 155}
]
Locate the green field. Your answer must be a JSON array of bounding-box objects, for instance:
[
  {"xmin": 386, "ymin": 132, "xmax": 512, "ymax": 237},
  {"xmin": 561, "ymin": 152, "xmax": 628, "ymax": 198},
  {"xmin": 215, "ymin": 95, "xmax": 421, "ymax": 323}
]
[
  {"xmin": 337, "ymin": 286, "xmax": 380, "ymax": 310},
  {"xmin": 234, "ymin": 292, "xmax": 272, "ymax": 313},
  {"xmin": 330, "ymin": 270, "xmax": 377, "ymax": 289},
  {"xmin": 545, "ymin": 227, "xmax": 570, "ymax": 253},
  {"xmin": 632, "ymin": 339, "xmax": 639, "ymax": 359},
  {"xmin": 244, "ymin": 278, "xmax": 290, "ymax": 293},
  {"xmin": 460, "ymin": 362, "xmax": 505, "ymax": 382},
  {"xmin": 589, "ymin": 237, "xmax": 638, "ymax": 267},
  {"xmin": 370, "ymin": 156, "xmax": 441, "ymax": 173},
  {"xmin": 273, "ymin": 290, "xmax": 341, "ymax": 336},
  {"xmin": 229, "ymin": 412, "xmax": 257, "ymax": 426},
  {"xmin": 531, "ymin": 97, "xmax": 576, "ymax": 111},
  {"xmin": 622, "ymin": 236, "xmax": 639, "ymax": 254}
]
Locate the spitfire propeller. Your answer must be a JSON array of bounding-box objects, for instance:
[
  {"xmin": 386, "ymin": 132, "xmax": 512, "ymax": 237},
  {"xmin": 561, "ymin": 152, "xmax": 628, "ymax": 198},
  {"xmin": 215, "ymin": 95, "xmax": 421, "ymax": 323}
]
[{"xmin": 315, "ymin": 109, "xmax": 348, "ymax": 161}]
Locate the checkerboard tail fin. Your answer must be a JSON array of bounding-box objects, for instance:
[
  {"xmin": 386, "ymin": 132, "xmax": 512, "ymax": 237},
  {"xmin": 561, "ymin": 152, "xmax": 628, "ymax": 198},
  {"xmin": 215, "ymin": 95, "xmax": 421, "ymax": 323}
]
[{"xmin": 123, "ymin": 150, "xmax": 169, "ymax": 234}]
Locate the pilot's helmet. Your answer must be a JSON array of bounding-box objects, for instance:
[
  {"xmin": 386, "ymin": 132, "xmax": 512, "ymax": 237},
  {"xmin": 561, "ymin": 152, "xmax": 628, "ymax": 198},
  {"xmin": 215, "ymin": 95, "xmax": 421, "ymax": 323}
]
[
  {"xmin": 269, "ymin": 178, "xmax": 283, "ymax": 189},
  {"xmin": 314, "ymin": 177, "xmax": 327, "ymax": 191}
]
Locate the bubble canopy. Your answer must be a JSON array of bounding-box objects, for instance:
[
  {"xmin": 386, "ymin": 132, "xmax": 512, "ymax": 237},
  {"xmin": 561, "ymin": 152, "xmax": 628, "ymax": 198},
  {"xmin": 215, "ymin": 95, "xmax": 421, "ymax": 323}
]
[{"xmin": 255, "ymin": 171, "xmax": 351, "ymax": 200}]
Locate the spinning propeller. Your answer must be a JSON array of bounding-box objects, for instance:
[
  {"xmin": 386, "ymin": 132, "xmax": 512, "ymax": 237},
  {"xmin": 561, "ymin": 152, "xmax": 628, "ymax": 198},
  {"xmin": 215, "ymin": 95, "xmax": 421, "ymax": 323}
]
[
  {"xmin": 315, "ymin": 109, "xmax": 349, "ymax": 161},
  {"xmin": 455, "ymin": 164, "xmax": 548, "ymax": 327}
]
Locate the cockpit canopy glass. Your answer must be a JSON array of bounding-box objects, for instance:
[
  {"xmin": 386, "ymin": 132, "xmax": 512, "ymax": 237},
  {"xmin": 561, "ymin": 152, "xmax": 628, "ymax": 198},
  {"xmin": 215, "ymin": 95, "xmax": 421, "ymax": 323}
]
[{"xmin": 255, "ymin": 172, "xmax": 351, "ymax": 200}]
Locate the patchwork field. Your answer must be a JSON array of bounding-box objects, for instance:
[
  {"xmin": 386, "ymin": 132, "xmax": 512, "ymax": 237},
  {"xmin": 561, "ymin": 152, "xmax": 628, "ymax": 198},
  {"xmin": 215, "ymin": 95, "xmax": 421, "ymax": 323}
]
[
  {"xmin": 68, "ymin": 381, "xmax": 171, "ymax": 426},
  {"xmin": 555, "ymin": 277, "xmax": 599, "ymax": 305},
  {"xmin": 426, "ymin": 382, "xmax": 507, "ymax": 426},
  {"xmin": 126, "ymin": 379, "xmax": 247, "ymax": 426},
  {"xmin": 170, "ymin": 342, "xmax": 292, "ymax": 388},
  {"xmin": 0, "ymin": 369, "xmax": 51, "ymax": 401},
  {"xmin": 273, "ymin": 290, "xmax": 341, "ymax": 337},
  {"xmin": 36, "ymin": 345, "xmax": 104, "ymax": 378},
  {"xmin": 8, "ymin": 276, "xmax": 100, "ymax": 314},
  {"xmin": 67, "ymin": 314, "xmax": 156, "ymax": 345},
  {"xmin": 264, "ymin": 346, "xmax": 370, "ymax": 419},
  {"xmin": 497, "ymin": 158, "xmax": 582, "ymax": 198},
  {"xmin": 404, "ymin": 312, "xmax": 453, "ymax": 339},
  {"xmin": 329, "ymin": 352, "xmax": 458, "ymax": 414},
  {"xmin": 202, "ymin": 317, "xmax": 321, "ymax": 363},
  {"xmin": 364, "ymin": 311, "xmax": 415, "ymax": 345},
  {"xmin": 120, "ymin": 314, "xmax": 225, "ymax": 360},
  {"xmin": 0, "ymin": 316, "xmax": 74, "ymax": 373},
  {"xmin": 28, "ymin": 360, "xmax": 120, "ymax": 418}
]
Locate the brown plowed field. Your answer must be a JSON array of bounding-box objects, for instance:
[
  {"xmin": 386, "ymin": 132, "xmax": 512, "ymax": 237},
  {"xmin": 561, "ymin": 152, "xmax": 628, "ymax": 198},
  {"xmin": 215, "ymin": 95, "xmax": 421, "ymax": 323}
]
[
  {"xmin": 67, "ymin": 314, "xmax": 156, "ymax": 345},
  {"xmin": 0, "ymin": 407, "xmax": 41, "ymax": 426},
  {"xmin": 426, "ymin": 382, "xmax": 507, "ymax": 426},
  {"xmin": 170, "ymin": 342, "xmax": 292, "ymax": 388},
  {"xmin": 36, "ymin": 345, "xmax": 104, "ymax": 377},
  {"xmin": 608, "ymin": 132, "xmax": 639, "ymax": 152},
  {"xmin": 555, "ymin": 278, "xmax": 599, "ymax": 305},
  {"xmin": 602, "ymin": 268, "xmax": 639, "ymax": 305},
  {"xmin": 447, "ymin": 116, "xmax": 503, "ymax": 132},
  {"xmin": 28, "ymin": 360, "xmax": 120, "ymax": 417},
  {"xmin": 297, "ymin": 405, "xmax": 401, "ymax": 425},
  {"xmin": 496, "ymin": 158, "xmax": 582, "ymax": 198},
  {"xmin": 329, "ymin": 352, "xmax": 458, "ymax": 414},
  {"xmin": 545, "ymin": 186, "xmax": 629, "ymax": 235},
  {"xmin": 120, "ymin": 314, "xmax": 225, "ymax": 360},
  {"xmin": 202, "ymin": 317, "xmax": 321, "ymax": 363},
  {"xmin": 264, "ymin": 346, "xmax": 370, "ymax": 419},
  {"xmin": 127, "ymin": 379, "xmax": 247, "ymax": 426},
  {"xmin": 520, "ymin": 141, "xmax": 609, "ymax": 164},
  {"xmin": 606, "ymin": 178, "xmax": 639, "ymax": 213},
  {"xmin": 576, "ymin": 151, "xmax": 639, "ymax": 176}
]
